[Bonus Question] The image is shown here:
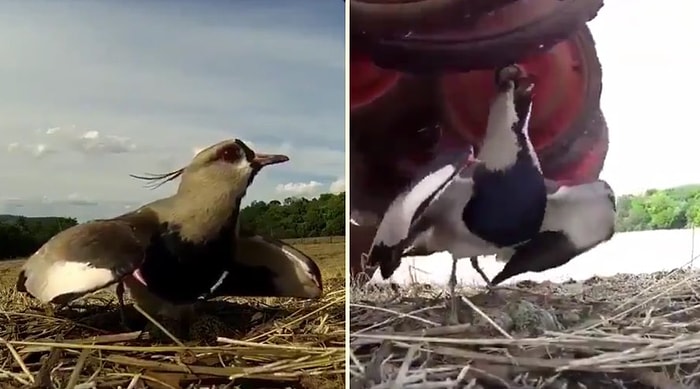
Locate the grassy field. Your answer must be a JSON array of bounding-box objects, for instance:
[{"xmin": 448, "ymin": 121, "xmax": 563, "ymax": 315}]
[
  {"xmin": 350, "ymin": 269, "xmax": 700, "ymax": 388},
  {"xmin": 0, "ymin": 237, "xmax": 346, "ymax": 389}
]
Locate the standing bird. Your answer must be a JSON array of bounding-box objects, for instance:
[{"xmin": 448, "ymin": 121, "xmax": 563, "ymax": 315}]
[
  {"xmin": 366, "ymin": 66, "xmax": 616, "ymax": 323},
  {"xmin": 16, "ymin": 139, "xmax": 322, "ymax": 336}
]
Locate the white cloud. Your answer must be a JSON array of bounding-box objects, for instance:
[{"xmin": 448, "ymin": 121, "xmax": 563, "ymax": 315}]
[
  {"xmin": 32, "ymin": 144, "xmax": 56, "ymax": 158},
  {"xmin": 276, "ymin": 181, "xmax": 323, "ymax": 196},
  {"xmin": 7, "ymin": 126, "xmax": 136, "ymax": 158},
  {"xmin": 329, "ymin": 178, "xmax": 345, "ymax": 193},
  {"xmin": 6, "ymin": 142, "xmax": 56, "ymax": 158},
  {"xmin": 53, "ymin": 126, "xmax": 136, "ymax": 154},
  {"xmin": 65, "ymin": 193, "xmax": 98, "ymax": 206}
]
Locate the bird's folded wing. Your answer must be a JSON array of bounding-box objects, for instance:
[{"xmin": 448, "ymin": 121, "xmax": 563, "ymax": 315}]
[
  {"xmin": 210, "ymin": 235, "xmax": 323, "ymax": 299},
  {"xmin": 400, "ymin": 165, "xmax": 478, "ymax": 254},
  {"xmin": 490, "ymin": 180, "xmax": 616, "ymax": 286},
  {"xmin": 542, "ymin": 179, "xmax": 617, "ymax": 248},
  {"xmin": 413, "ymin": 165, "xmax": 476, "ymax": 231},
  {"xmin": 17, "ymin": 219, "xmax": 148, "ymax": 304},
  {"xmin": 370, "ymin": 152, "xmax": 473, "ymax": 254},
  {"xmin": 367, "ymin": 153, "xmax": 476, "ymax": 279}
]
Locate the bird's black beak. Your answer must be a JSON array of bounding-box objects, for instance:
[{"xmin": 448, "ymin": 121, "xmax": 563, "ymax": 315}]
[
  {"xmin": 233, "ymin": 139, "xmax": 290, "ymax": 169},
  {"xmin": 252, "ymin": 153, "xmax": 289, "ymax": 168},
  {"xmin": 495, "ymin": 64, "xmax": 526, "ymax": 92}
]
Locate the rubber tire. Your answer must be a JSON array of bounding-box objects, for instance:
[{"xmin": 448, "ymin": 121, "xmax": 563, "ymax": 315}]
[
  {"xmin": 350, "ymin": 0, "xmax": 516, "ymax": 36},
  {"xmin": 438, "ymin": 26, "xmax": 604, "ymax": 179},
  {"xmin": 530, "ymin": 26, "xmax": 605, "ymax": 178},
  {"xmin": 541, "ymin": 104, "xmax": 607, "ymax": 180},
  {"xmin": 547, "ymin": 109, "xmax": 609, "ymax": 182},
  {"xmin": 362, "ymin": 0, "xmax": 603, "ymax": 73}
]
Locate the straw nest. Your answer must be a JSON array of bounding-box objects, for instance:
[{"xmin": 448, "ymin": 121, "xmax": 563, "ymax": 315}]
[
  {"xmin": 0, "ymin": 270, "xmax": 345, "ymax": 389},
  {"xmin": 350, "ymin": 268, "xmax": 700, "ymax": 389}
]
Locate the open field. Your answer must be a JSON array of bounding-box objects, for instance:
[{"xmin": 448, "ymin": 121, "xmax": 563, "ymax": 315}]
[
  {"xmin": 0, "ymin": 238, "xmax": 345, "ymax": 389},
  {"xmin": 350, "ymin": 269, "xmax": 700, "ymax": 388}
]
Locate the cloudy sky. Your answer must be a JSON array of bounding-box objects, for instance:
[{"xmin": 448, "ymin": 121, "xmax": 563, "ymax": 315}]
[
  {"xmin": 0, "ymin": 1, "xmax": 344, "ymax": 221},
  {"xmin": 589, "ymin": 1, "xmax": 700, "ymax": 195}
]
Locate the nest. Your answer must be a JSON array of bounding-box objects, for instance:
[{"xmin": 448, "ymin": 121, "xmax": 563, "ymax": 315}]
[
  {"xmin": 0, "ymin": 270, "xmax": 345, "ymax": 389},
  {"xmin": 350, "ymin": 268, "xmax": 700, "ymax": 388}
]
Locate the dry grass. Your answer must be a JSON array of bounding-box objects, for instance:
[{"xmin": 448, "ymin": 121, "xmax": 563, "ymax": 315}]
[
  {"xmin": 0, "ymin": 240, "xmax": 345, "ymax": 389},
  {"xmin": 350, "ymin": 266, "xmax": 700, "ymax": 388}
]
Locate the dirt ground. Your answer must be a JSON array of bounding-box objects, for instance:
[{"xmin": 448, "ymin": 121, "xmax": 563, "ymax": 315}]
[
  {"xmin": 0, "ymin": 239, "xmax": 346, "ymax": 389},
  {"xmin": 350, "ymin": 269, "xmax": 700, "ymax": 388}
]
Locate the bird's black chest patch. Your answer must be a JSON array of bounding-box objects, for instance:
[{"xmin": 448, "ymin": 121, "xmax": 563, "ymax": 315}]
[
  {"xmin": 463, "ymin": 160, "xmax": 547, "ymax": 247},
  {"xmin": 139, "ymin": 222, "xmax": 236, "ymax": 304}
]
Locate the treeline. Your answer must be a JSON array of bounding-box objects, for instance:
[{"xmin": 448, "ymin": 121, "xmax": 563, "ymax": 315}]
[
  {"xmin": 240, "ymin": 192, "xmax": 345, "ymax": 239},
  {"xmin": 0, "ymin": 216, "xmax": 78, "ymax": 259},
  {"xmin": 616, "ymin": 185, "xmax": 700, "ymax": 232},
  {"xmin": 0, "ymin": 192, "xmax": 345, "ymax": 260}
]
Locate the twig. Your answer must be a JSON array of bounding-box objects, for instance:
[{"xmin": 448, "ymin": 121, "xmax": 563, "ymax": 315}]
[
  {"xmin": 132, "ymin": 303, "xmax": 185, "ymax": 348},
  {"xmin": 459, "ymin": 296, "xmax": 512, "ymax": 339},
  {"xmin": 65, "ymin": 349, "xmax": 91, "ymax": 389},
  {"xmin": 36, "ymin": 347, "xmax": 63, "ymax": 388},
  {"xmin": 350, "ymin": 303, "xmax": 441, "ymax": 327},
  {"xmin": 0, "ymin": 336, "xmax": 34, "ymax": 384}
]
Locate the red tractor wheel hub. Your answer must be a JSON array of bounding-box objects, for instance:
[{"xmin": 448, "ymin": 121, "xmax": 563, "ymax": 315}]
[
  {"xmin": 350, "ymin": 51, "xmax": 400, "ymax": 111},
  {"xmin": 441, "ymin": 34, "xmax": 590, "ymax": 157}
]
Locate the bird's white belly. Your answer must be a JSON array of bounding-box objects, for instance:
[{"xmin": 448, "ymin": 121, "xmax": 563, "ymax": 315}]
[
  {"xmin": 446, "ymin": 240, "xmax": 497, "ymax": 259},
  {"xmin": 428, "ymin": 223, "xmax": 497, "ymax": 258}
]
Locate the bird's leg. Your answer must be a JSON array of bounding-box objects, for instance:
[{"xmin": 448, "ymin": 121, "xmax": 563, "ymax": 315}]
[
  {"xmin": 389, "ymin": 282, "xmax": 401, "ymax": 296},
  {"xmin": 470, "ymin": 256, "xmax": 493, "ymax": 289},
  {"xmin": 116, "ymin": 281, "xmax": 129, "ymax": 330},
  {"xmin": 445, "ymin": 254, "xmax": 460, "ymax": 325},
  {"xmin": 179, "ymin": 305, "xmax": 196, "ymax": 340}
]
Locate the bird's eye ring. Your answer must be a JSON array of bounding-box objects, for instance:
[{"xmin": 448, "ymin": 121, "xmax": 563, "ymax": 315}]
[{"xmin": 218, "ymin": 145, "xmax": 242, "ymax": 163}]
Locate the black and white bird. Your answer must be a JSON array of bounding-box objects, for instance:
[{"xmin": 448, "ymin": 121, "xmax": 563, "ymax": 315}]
[
  {"xmin": 121, "ymin": 232, "xmax": 324, "ymax": 336},
  {"xmin": 366, "ymin": 66, "xmax": 616, "ymax": 323},
  {"xmin": 16, "ymin": 139, "xmax": 323, "ymax": 335}
]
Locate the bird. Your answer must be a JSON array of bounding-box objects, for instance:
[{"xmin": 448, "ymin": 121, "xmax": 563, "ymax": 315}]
[
  {"xmin": 121, "ymin": 231, "xmax": 324, "ymax": 338},
  {"xmin": 366, "ymin": 66, "xmax": 616, "ymax": 324},
  {"xmin": 15, "ymin": 139, "xmax": 323, "ymax": 336},
  {"xmin": 205, "ymin": 233, "xmax": 323, "ymax": 299}
]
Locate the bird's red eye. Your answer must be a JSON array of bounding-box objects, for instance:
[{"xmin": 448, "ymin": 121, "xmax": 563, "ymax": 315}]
[{"xmin": 218, "ymin": 145, "xmax": 242, "ymax": 163}]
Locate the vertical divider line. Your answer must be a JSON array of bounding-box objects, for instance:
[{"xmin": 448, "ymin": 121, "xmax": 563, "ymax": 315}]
[{"xmin": 344, "ymin": 0, "xmax": 352, "ymax": 387}]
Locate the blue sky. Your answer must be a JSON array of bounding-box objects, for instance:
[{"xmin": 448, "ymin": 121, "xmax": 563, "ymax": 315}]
[
  {"xmin": 589, "ymin": 0, "xmax": 700, "ymax": 195},
  {"xmin": 0, "ymin": 1, "xmax": 344, "ymax": 222}
]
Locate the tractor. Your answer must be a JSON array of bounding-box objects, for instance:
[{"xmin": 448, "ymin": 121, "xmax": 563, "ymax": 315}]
[{"xmin": 349, "ymin": 0, "xmax": 608, "ymax": 282}]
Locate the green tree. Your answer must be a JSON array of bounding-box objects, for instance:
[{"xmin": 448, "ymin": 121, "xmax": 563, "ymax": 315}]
[
  {"xmin": 0, "ymin": 216, "xmax": 77, "ymax": 259},
  {"xmin": 0, "ymin": 191, "xmax": 346, "ymax": 260},
  {"xmin": 615, "ymin": 184, "xmax": 700, "ymax": 232},
  {"xmin": 239, "ymin": 192, "xmax": 345, "ymax": 239}
]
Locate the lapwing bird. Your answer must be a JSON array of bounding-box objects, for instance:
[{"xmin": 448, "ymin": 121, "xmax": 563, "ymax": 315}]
[
  {"xmin": 121, "ymin": 231, "xmax": 324, "ymax": 337},
  {"xmin": 206, "ymin": 233, "xmax": 323, "ymax": 299},
  {"xmin": 16, "ymin": 139, "xmax": 323, "ymax": 336},
  {"xmin": 366, "ymin": 66, "xmax": 616, "ymax": 323}
]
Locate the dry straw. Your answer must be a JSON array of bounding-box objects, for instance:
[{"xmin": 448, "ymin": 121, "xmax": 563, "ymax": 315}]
[
  {"xmin": 0, "ymin": 275, "xmax": 346, "ymax": 389},
  {"xmin": 350, "ymin": 268, "xmax": 700, "ymax": 388}
]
